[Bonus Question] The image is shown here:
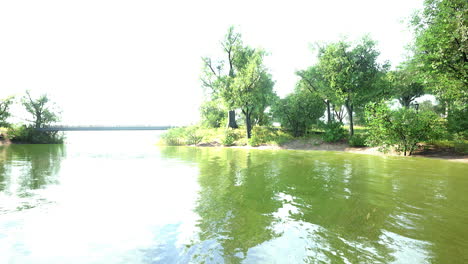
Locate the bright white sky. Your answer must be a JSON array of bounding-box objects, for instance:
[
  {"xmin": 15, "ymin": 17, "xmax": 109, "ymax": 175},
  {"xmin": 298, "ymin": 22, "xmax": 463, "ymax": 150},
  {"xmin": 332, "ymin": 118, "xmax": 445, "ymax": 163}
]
[{"xmin": 0, "ymin": 0, "xmax": 423, "ymax": 126}]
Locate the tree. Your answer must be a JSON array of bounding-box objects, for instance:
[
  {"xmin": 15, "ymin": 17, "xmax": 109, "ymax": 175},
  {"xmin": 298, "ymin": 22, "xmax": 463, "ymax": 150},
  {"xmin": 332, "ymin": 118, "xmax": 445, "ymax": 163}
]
[
  {"xmin": 296, "ymin": 66, "xmax": 335, "ymax": 124},
  {"xmin": 365, "ymin": 102, "xmax": 443, "ymax": 156},
  {"xmin": 411, "ymin": 0, "xmax": 467, "ymax": 105},
  {"xmin": 200, "ymin": 99, "xmax": 226, "ymax": 128},
  {"xmin": 317, "ymin": 37, "xmax": 388, "ymax": 136},
  {"xmin": 272, "ymin": 89, "xmax": 325, "ymax": 137},
  {"xmin": 201, "ymin": 26, "xmax": 247, "ymax": 129},
  {"xmin": 0, "ymin": 96, "xmax": 14, "ymax": 127},
  {"xmin": 22, "ymin": 91, "xmax": 60, "ymax": 128},
  {"xmin": 229, "ymin": 50, "xmax": 276, "ymax": 138},
  {"xmin": 388, "ymin": 64, "xmax": 425, "ymax": 108}
]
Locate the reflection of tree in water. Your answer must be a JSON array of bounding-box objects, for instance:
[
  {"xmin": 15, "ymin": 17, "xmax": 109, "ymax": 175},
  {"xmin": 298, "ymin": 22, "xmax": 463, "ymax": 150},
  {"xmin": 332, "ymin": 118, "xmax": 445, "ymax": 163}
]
[
  {"xmin": 377, "ymin": 159, "xmax": 468, "ymax": 264},
  {"xmin": 274, "ymin": 154, "xmax": 398, "ymax": 263},
  {"xmin": 0, "ymin": 146, "xmax": 8, "ymax": 191},
  {"xmin": 160, "ymin": 147, "xmax": 282, "ymax": 263},
  {"xmin": 0, "ymin": 144, "xmax": 65, "ymax": 196},
  {"xmin": 159, "ymin": 147, "xmax": 468, "ymax": 263}
]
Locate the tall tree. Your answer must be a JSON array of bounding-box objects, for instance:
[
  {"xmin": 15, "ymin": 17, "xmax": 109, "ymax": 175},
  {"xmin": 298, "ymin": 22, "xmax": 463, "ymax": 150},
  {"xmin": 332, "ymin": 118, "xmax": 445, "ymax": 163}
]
[
  {"xmin": 411, "ymin": 0, "xmax": 467, "ymax": 105},
  {"xmin": 388, "ymin": 63, "xmax": 425, "ymax": 108},
  {"xmin": 201, "ymin": 27, "xmax": 246, "ymax": 129},
  {"xmin": 296, "ymin": 66, "xmax": 336, "ymax": 123},
  {"xmin": 0, "ymin": 96, "xmax": 14, "ymax": 127},
  {"xmin": 317, "ymin": 37, "xmax": 387, "ymax": 136},
  {"xmin": 22, "ymin": 91, "xmax": 60, "ymax": 128},
  {"xmin": 229, "ymin": 50, "xmax": 275, "ymax": 138}
]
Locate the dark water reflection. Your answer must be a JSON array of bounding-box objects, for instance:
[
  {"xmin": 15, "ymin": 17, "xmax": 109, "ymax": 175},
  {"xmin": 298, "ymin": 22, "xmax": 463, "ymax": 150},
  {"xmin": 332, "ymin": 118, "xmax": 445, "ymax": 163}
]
[
  {"xmin": 0, "ymin": 144, "xmax": 65, "ymax": 213},
  {"xmin": 1, "ymin": 137, "xmax": 468, "ymax": 263}
]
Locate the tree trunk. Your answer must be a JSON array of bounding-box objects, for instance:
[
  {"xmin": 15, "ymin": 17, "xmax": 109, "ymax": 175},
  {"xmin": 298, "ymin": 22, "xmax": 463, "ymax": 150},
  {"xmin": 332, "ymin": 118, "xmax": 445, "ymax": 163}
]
[
  {"xmin": 36, "ymin": 116, "xmax": 41, "ymax": 129},
  {"xmin": 246, "ymin": 113, "xmax": 252, "ymax": 139},
  {"xmin": 326, "ymin": 100, "xmax": 331, "ymax": 124},
  {"xmin": 227, "ymin": 110, "xmax": 238, "ymax": 128},
  {"xmin": 345, "ymin": 102, "xmax": 354, "ymax": 136}
]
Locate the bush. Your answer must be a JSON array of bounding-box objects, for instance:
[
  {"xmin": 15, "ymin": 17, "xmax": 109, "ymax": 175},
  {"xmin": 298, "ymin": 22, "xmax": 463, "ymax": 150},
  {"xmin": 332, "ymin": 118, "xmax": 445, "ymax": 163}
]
[
  {"xmin": 160, "ymin": 127, "xmax": 187, "ymax": 146},
  {"xmin": 160, "ymin": 126, "xmax": 204, "ymax": 146},
  {"xmin": 7, "ymin": 125, "xmax": 64, "ymax": 144},
  {"xmin": 453, "ymin": 133, "xmax": 468, "ymax": 154},
  {"xmin": 348, "ymin": 134, "xmax": 368, "ymax": 147},
  {"xmin": 447, "ymin": 107, "xmax": 468, "ymax": 139},
  {"xmin": 365, "ymin": 102, "xmax": 444, "ymax": 156},
  {"xmin": 221, "ymin": 128, "xmax": 238, "ymax": 146},
  {"xmin": 321, "ymin": 121, "xmax": 347, "ymax": 143},
  {"xmin": 272, "ymin": 90, "xmax": 325, "ymax": 137},
  {"xmin": 185, "ymin": 126, "xmax": 204, "ymax": 145}
]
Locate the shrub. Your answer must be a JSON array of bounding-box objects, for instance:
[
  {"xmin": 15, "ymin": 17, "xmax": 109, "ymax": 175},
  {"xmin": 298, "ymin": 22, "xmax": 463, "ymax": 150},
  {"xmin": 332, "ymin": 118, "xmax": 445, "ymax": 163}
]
[
  {"xmin": 160, "ymin": 127, "xmax": 186, "ymax": 146},
  {"xmin": 271, "ymin": 90, "xmax": 325, "ymax": 137},
  {"xmin": 447, "ymin": 107, "xmax": 468, "ymax": 139},
  {"xmin": 185, "ymin": 126, "xmax": 204, "ymax": 145},
  {"xmin": 7, "ymin": 125, "xmax": 64, "ymax": 144},
  {"xmin": 365, "ymin": 102, "xmax": 444, "ymax": 156},
  {"xmin": 453, "ymin": 133, "xmax": 468, "ymax": 154},
  {"xmin": 321, "ymin": 121, "xmax": 347, "ymax": 143},
  {"xmin": 221, "ymin": 128, "xmax": 238, "ymax": 146},
  {"xmin": 348, "ymin": 134, "xmax": 368, "ymax": 147}
]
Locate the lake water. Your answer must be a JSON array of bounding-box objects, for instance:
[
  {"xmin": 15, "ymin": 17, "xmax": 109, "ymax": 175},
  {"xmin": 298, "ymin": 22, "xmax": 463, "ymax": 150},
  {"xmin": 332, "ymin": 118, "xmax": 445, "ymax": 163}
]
[{"xmin": 1, "ymin": 131, "xmax": 467, "ymax": 263}]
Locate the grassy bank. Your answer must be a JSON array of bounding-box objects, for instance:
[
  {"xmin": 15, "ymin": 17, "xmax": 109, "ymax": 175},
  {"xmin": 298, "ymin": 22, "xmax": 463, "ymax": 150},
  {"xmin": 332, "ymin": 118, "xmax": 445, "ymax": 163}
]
[
  {"xmin": 158, "ymin": 125, "xmax": 468, "ymax": 158},
  {"xmin": 158, "ymin": 126, "xmax": 294, "ymax": 147}
]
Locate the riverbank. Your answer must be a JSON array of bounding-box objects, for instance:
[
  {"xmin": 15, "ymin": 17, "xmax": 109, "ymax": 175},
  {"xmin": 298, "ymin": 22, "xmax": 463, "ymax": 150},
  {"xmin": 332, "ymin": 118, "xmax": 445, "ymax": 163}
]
[{"xmin": 190, "ymin": 139, "xmax": 468, "ymax": 163}]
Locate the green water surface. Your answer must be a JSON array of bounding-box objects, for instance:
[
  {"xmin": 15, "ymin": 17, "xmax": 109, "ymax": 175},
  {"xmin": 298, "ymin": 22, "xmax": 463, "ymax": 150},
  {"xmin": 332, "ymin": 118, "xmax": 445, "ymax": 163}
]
[{"xmin": 0, "ymin": 132, "xmax": 467, "ymax": 263}]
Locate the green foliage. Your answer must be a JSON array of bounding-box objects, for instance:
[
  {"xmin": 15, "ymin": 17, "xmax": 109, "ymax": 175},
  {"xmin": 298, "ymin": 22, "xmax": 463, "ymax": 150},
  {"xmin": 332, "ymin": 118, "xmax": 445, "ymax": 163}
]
[
  {"xmin": 418, "ymin": 100, "xmax": 445, "ymax": 115},
  {"xmin": 221, "ymin": 128, "xmax": 238, "ymax": 146},
  {"xmin": 248, "ymin": 126, "xmax": 293, "ymax": 147},
  {"xmin": 320, "ymin": 121, "xmax": 347, "ymax": 143},
  {"xmin": 7, "ymin": 125, "xmax": 64, "ymax": 144},
  {"xmin": 272, "ymin": 89, "xmax": 325, "ymax": 137},
  {"xmin": 365, "ymin": 102, "xmax": 444, "ymax": 156},
  {"xmin": 23, "ymin": 91, "xmax": 61, "ymax": 128},
  {"xmin": 453, "ymin": 134, "xmax": 468, "ymax": 154},
  {"xmin": 159, "ymin": 127, "xmax": 186, "ymax": 146},
  {"xmin": 317, "ymin": 37, "xmax": 389, "ymax": 135},
  {"xmin": 185, "ymin": 126, "xmax": 204, "ymax": 145},
  {"xmin": 411, "ymin": 0, "xmax": 467, "ymax": 104},
  {"xmin": 387, "ymin": 64, "xmax": 425, "ymax": 108},
  {"xmin": 201, "ymin": 27, "xmax": 276, "ymax": 136},
  {"xmin": 430, "ymin": 135, "xmax": 468, "ymax": 155},
  {"xmin": 348, "ymin": 134, "xmax": 368, "ymax": 147},
  {"xmin": 200, "ymin": 26, "xmax": 248, "ymax": 129},
  {"xmin": 447, "ymin": 107, "xmax": 468, "ymax": 138},
  {"xmin": 200, "ymin": 100, "xmax": 226, "ymax": 128},
  {"xmin": 0, "ymin": 96, "xmax": 14, "ymax": 127},
  {"xmin": 229, "ymin": 50, "xmax": 276, "ymax": 138},
  {"xmin": 160, "ymin": 126, "xmax": 204, "ymax": 146}
]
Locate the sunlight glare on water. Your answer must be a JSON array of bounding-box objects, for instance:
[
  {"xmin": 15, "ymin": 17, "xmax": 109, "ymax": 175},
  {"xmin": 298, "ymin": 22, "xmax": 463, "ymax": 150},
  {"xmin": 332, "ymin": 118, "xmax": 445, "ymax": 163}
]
[{"xmin": 1, "ymin": 131, "xmax": 468, "ymax": 263}]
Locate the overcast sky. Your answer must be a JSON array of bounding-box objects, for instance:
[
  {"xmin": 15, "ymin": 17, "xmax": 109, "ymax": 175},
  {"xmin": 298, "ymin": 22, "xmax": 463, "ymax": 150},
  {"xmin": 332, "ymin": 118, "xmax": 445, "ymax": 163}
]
[{"xmin": 0, "ymin": 0, "xmax": 423, "ymax": 126}]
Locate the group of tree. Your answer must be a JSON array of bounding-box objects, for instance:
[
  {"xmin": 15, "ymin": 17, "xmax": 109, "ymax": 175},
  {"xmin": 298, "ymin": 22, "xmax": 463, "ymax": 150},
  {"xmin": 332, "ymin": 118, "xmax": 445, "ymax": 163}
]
[
  {"xmin": 198, "ymin": 0, "xmax": 466, "ymax": 155},
  {"xmin": 0, "ymin": 91, "xmax": 62, "ymax": 143}
]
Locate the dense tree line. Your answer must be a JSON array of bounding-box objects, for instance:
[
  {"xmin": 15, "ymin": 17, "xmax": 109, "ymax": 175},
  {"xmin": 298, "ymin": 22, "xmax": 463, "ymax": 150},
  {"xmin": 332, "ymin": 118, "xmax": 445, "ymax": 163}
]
[{"xmin": 198, "ymin": 0, "xmax": 466, "ymax": 155}]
